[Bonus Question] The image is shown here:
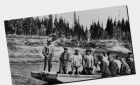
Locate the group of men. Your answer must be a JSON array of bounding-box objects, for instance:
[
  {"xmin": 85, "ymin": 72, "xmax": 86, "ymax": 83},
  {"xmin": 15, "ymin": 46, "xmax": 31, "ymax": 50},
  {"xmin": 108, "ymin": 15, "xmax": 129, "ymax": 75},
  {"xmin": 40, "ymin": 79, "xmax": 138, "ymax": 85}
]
[
  {"xmin": 59, "ymin": 48, "xmax": 95, "ymax": 75},
  {"xmin": 42, "ymin": 40, "xmax": 136, "ymax": 78},
  {"xmin": 97, "ymin": 52, "xmax": 135, "ymax": 77}
]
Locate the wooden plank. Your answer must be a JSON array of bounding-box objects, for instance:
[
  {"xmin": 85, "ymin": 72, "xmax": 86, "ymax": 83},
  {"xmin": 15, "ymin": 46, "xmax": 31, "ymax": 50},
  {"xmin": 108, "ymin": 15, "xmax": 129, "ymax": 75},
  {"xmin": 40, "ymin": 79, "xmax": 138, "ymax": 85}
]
[{"xmin": 57, "ymin": 74, "xmax": 101, "ymax": 78}]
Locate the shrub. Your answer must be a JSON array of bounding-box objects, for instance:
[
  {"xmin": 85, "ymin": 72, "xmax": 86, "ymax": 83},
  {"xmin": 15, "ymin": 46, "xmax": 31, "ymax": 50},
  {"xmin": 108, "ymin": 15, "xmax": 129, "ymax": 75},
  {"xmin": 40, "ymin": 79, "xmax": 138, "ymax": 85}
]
[{"xmin": 25, "ymin": 41, "xmax": 43, "ymax": 46}]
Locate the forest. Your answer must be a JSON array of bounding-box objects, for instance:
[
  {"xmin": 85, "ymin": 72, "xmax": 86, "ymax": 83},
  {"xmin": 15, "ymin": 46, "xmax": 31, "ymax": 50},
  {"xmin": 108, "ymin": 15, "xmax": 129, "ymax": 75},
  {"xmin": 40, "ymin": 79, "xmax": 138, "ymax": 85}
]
[{"xmin": 4, "ymin": 12, "xmax": 132, "ymax": 43}]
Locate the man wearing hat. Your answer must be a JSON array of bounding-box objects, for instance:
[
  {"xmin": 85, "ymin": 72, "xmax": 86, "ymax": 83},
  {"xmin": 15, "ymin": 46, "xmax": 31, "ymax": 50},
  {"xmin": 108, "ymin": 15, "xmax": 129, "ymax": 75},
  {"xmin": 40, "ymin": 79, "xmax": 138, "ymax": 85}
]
[
  {"xmin": 42, "ymin": 40, "xmax": 54, "ymax": 72},
  {"xmin": 98, "ymin": 55, "xmax": 111, "ymax": 78},
  {"xmin": 70, "ymin": 49, "xmax": 82, "ymax": 74},
  {"xmin": 126, "ymin": 52, "xmax": 136, "ymax": 74},
  {"xmin": 108, "ymin": 55, "xmax": 118, "ymax": 77},
  {"xmin": 82, "ymin": 49, "xmax": 95, "ymax": 75},
  {"xmin": 59, "ymin": 47, "xmax": 70, "ymax": 74}
]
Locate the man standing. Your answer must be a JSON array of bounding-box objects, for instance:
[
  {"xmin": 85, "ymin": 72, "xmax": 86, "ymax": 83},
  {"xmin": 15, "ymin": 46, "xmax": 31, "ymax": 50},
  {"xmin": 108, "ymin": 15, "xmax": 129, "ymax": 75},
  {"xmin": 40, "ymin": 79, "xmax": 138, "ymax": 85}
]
[
  {"xmin": 71, "ymin": 49, "xmax": 82, "ymax": 74},
  {"xmin": 42, "ymin": 40, "xmax": 54, "ymax": 72},
  {"xmin": 59, "ymin": 47, "xmax": 70, "ymax": 74},
  {"xmin": 82, "ymin": 49, "xmax": 95, "ymax": 75},
  {"xmin": 98, "ymin": 55, "xmax": 111, "ymax": 78},
  {"xmin": 108, "ymin": 55, "xmax": 118, "ymax": 77}
]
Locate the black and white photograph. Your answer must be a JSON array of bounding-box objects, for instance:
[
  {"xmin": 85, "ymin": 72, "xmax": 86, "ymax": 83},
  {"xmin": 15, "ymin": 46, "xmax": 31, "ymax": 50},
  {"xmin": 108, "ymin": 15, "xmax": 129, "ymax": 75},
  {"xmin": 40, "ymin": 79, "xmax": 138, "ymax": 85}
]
[{"xmin": 4, "ymin": 5, "xmax": 136, "ymax": 85}]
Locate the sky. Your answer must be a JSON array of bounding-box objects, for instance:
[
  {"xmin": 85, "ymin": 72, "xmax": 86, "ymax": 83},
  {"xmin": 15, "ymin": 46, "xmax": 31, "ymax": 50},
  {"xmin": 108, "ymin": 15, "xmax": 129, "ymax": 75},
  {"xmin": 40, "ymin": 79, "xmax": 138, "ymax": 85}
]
[{"xmin": 38, "ymin": 5, "xmax": 128, "ymax": 29}]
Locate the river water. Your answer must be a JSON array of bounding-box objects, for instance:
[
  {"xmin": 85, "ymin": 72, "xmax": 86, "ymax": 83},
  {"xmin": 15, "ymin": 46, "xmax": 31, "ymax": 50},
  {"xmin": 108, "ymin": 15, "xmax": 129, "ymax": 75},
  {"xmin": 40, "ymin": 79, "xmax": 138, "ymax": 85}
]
[{"xmin": 10, "ymin": 62, "xmax": 72, "ymax": 85}]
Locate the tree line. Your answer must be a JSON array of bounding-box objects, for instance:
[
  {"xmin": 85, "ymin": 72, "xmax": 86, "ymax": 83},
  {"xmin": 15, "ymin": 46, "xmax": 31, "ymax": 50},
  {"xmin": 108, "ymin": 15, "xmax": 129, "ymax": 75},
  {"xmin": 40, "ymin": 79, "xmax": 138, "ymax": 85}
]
[{"xmin": 4, "ymin": 12, "xmax": 132, "ymax": 42}]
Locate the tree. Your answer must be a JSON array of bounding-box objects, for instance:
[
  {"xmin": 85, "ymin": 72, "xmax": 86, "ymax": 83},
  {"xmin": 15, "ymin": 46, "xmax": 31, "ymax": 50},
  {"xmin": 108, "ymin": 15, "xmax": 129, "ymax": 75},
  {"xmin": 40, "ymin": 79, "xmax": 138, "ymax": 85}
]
[
  {"xmin": 58, "ymin": 16, "xmax": 64, "ymax": 37},
  {"xmin": 16, "ymin": 18, "xmax": 24, "ymax": 35},
  {"xmin": 4, "ymin": 20, "xmax": 15, "ymax": 34},
  {"xmin": 85, "ymin": 26, "xmax": 89, "ymax": 40},
  {"xmin": 74, "ymin": 12, "xmax": 77, "ymax": 25},
  {"xmin": 116, "ymin": 19, "xmax": 121, "ymax": 40},
  {"xmin": 92, "ymin": 22, "xmax": 97, "ymax": 39},
  {"xmin": 65, "ymin": 21, "xmax": 69, "ymax": 37},
  {"xmin": 54, "ymin": 15, "xmax": 58, "ymax": 28},
  {"xmin": 105, "ymin": 17, "xmax": 114, "ymax": 39},
  {"xmin": 6, "ymin": 19, "xmax": 18, "ymax": 35},
  {"xmin": 54, "ymin": 15, "xmax": 58, "ymax": 34},
  {"xmin": 125, "ymin": 20, "xmax": 131, "ymax": 42},
  {"xmin": 47, "ymin": 15, "xmax": 53, "ymax": 35}
]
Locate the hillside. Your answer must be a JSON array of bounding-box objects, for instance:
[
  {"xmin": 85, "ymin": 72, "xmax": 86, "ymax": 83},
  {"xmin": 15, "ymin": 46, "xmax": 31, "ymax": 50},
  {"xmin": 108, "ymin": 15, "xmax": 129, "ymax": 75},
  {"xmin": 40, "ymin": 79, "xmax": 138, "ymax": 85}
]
[{"xmin": 6, "ymin": 34, "xmax": 132, "ymax": 63}]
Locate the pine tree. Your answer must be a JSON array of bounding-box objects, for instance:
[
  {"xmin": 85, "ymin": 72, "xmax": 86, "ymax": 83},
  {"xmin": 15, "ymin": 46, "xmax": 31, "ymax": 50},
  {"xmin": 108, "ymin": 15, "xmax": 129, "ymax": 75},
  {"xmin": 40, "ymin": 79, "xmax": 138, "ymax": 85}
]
[
  {"xmin": 47, "ymin": 15, "xmax": 53, "ymax": 35},
  {"xmin": 125, "ymin": 20, "xmax": 131, "ymax": 42},
  {"xmin": 74, "ymin": 12, "xmax": 77, "ymax": 25},
  {"xmin": 54, "ymin": 15, "xmax": 58, "ymax": 27},
  {"xmin": 105, "ymin": 17, "xmax": 114, "ymax": 39}
]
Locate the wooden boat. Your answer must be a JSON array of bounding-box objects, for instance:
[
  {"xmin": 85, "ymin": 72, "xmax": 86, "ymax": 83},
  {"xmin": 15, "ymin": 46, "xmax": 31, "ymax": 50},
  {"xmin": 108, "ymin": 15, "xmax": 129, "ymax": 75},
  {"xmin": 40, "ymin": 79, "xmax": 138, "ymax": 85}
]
[{"xmin": 31, "ymin": 71, "xmax": 102, "ymax": 84}]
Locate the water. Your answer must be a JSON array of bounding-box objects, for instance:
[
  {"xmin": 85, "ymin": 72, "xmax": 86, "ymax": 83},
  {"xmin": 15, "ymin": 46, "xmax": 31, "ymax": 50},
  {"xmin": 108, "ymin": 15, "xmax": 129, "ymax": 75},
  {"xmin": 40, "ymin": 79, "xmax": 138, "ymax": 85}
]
[
  {"xmin": 10, "ymin": 63, "xmax": 56, "ymax": 85},
  {"xmin": 10, "ymin": 62, "xmax": 71, "ymax": 85}
]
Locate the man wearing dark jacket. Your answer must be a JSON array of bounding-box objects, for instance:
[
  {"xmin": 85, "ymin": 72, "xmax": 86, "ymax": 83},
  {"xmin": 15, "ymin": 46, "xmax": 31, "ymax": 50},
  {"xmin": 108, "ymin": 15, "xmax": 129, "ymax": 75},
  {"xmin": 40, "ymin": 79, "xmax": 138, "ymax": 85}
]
[
  {"xmin": 108, "ymin": 55, "xmax": 118, "ymax": 77},
  {"xmin": 98, "ymin": 55, "xmax": 111, "ymax": 78},
  {"xmin": 59, "ymin": 47, "xmax": 70, "ymax": 74},
  {"xmin": 126, "ymin": 52, "xmax": 136, "ymax": 74}
]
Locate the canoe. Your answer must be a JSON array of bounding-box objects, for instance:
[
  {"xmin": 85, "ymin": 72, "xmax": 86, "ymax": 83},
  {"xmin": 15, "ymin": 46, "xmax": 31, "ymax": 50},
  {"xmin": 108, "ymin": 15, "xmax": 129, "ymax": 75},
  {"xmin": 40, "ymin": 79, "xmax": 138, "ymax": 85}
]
[{"xmin": 31, "ymin": 71, "xmax": 102, "ymax": 84}]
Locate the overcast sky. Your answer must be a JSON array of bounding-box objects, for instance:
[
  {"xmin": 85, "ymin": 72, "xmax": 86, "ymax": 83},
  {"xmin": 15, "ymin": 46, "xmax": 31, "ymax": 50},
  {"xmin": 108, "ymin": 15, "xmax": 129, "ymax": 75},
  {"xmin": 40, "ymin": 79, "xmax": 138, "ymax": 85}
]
[{"xmin": 39, "ymin": 5, "xmax": 128, "ymax": 29}]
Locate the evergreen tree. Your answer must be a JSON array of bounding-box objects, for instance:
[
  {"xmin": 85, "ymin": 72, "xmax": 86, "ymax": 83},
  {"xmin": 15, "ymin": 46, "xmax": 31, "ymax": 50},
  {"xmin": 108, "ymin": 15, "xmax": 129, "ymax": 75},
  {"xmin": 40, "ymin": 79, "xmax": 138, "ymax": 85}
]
[
  {"xmin": 47, "ymin": 15, "xmax": 53, "ymax": 35},
  {"xmin": 105, "ymin": 17, "xmax": 114, "ymax": 39},
  {"xmin": 54, "ymin": 15, "xmax": 58, "ymax": 34}
]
